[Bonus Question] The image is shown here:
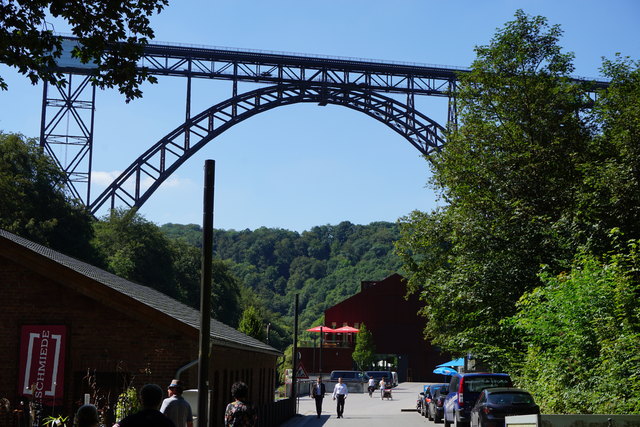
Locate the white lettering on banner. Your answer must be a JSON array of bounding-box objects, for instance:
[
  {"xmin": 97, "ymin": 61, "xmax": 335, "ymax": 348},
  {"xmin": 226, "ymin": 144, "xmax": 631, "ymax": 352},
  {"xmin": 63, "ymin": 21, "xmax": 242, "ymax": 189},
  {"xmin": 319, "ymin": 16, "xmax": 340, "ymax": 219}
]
[{"xmin": 22, "ymin": 330, "xmax": 63, "ymax": 402}]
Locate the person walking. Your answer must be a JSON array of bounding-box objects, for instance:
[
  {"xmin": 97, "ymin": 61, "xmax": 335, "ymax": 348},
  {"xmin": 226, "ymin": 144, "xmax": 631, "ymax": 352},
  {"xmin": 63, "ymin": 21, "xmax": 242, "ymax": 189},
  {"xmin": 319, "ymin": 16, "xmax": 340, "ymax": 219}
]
[
  {"xmin": 311, "ymin": 377, "xmax": 326, "ymax": 418},
  {"xmin": 224, "ymin": 381, "xmax": 257, "ymax": 426},
  {"xmin": 367, "ymin": 376, "xmax": 376, "ymax": 397},
  {"xmin": 160, "ymin": 379, "xmax": 193, "ymax": 427},
  {"xmin": 379, "ymin": 377, "xmax": 387, "ymax": 399},
  {"xmin": 117, "ymin": 384, "xmax": 176, "ymax": 427},
  {"xmin": 332, "ymin": 377, "xmax": 348, "ymax": 418}
]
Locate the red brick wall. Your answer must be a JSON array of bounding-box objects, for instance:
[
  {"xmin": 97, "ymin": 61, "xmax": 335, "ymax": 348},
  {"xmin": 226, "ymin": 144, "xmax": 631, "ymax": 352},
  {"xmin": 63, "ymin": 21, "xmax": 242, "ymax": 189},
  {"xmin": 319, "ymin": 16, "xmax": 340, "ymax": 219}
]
[{"xmin": 0, "ymin": 256, "xmax": 277, "ymax": 427}]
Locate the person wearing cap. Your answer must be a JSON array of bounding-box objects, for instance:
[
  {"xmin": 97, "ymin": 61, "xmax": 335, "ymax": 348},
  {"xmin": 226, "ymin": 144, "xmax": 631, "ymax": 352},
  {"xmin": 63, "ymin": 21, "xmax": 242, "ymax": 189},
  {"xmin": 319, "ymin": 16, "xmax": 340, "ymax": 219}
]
[{"xmin": 160, "ymin": 379, "xmax": 193, "ymax": 427}]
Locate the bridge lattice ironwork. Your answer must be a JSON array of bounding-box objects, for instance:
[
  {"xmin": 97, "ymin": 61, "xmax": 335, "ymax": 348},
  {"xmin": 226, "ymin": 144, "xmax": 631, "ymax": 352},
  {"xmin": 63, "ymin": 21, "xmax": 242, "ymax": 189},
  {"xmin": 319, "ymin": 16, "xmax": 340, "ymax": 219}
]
[{"xmin": 39, "ymin": 38, "xmax": 607, "ymax": 213}]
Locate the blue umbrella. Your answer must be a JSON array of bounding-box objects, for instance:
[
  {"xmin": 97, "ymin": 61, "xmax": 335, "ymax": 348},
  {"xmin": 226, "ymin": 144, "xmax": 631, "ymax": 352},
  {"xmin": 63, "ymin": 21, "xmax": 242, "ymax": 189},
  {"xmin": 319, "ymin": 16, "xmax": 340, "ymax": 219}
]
[
  {"xmin": 436, "ymin": 357, "xmax": 465, "ymax": 368},
  {"xmin": 433, "ymin": 366, "xmax": 457, "ymax": 376}
]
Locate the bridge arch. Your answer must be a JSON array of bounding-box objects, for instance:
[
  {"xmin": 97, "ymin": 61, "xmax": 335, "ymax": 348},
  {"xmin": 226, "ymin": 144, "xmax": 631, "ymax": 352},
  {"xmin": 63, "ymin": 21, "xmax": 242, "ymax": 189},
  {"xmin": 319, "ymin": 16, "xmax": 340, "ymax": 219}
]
[{"xmin": 89, "ymin": 83, "xmax": 446, "ymax": 214}]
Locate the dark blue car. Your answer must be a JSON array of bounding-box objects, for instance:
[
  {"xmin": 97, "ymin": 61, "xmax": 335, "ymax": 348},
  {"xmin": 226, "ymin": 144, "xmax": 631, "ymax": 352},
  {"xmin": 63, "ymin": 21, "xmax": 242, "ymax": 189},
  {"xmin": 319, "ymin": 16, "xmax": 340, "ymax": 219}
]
[
  {"xmin": 470, "ymin": 388, "xmax": 539, "ymax": 427},
  {"xmin": 443, "ymin": 373, "xmax": 512, "ymax": 427}
]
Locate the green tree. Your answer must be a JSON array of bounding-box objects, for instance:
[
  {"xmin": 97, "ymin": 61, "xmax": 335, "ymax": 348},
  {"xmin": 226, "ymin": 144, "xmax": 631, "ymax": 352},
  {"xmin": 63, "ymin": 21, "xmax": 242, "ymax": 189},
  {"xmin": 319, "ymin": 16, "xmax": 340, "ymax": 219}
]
[
  {"xmin": 211, "ymin": 259, "xmax": 242, "ymax": 328},
  {"xmin": 92, "ymin": 208, "xmax": 181, "ymax": 298},
  {"xmin": 396, "ymin": 10, "xmax": 593, "ymax": 366},
  {"xmin": 352, "ymin": 323, "xmax": 375, "ymax": 371},
  {"xmin": 578, "ymin": 55, "xmax": 640, "ymax": 251},
  {"xmin": 238, "ymin": 306, "xmax": 265, "ymax": 341},
  {"xmin": 512, "ymin": 241, "xmax": 640, "ymax": 414},
  {"xmin": 94, "ymin": 211, "xmax": 244, "ymax": 325},
  {"xmin": 0, "ymin": 0, "xmax": 168, "ymax": 100},
  {"xmin": 0, "ymin": 132, "xmax": 96, "ymax": 260}
]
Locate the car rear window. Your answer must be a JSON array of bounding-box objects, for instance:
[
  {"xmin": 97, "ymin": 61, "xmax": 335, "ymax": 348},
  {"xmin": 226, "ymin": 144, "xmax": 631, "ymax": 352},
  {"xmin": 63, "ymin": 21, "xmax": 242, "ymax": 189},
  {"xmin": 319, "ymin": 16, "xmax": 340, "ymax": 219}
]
[
  {"xmin": 487, "ymin": 392, "xmax": 535, "ymax": 405},
  {"xmin": 366, "ymin": 371, "xmax": 391, "ymax": 380},
  {"xmin": 464, "ymin": 376, "xmax": 512, "ymax": 392},
  {"xmin": 331, "ymin": 371, "xmax": 361, "ymax": 380}
]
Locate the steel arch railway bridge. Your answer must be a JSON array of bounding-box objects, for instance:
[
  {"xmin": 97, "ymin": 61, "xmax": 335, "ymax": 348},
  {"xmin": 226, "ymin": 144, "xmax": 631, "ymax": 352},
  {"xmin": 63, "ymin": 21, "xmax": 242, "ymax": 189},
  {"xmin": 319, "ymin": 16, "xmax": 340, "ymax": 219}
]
[{"xmin": 39, "ymin": 38, "xmax": 606, "ymax": 213}]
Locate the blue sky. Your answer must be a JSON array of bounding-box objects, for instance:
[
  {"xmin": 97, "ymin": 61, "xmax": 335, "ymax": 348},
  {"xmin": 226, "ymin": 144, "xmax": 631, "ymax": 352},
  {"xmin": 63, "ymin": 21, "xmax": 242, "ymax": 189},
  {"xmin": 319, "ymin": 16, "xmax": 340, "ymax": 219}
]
[{"xmin": 1, "ymin": 0, "xmax": 639, "ymax": 232}]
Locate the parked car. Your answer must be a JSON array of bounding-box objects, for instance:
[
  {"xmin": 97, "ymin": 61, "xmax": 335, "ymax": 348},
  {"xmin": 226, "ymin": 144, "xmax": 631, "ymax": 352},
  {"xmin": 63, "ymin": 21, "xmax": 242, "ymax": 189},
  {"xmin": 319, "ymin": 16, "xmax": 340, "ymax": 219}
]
[
  {"xmin": 329, "ymin": 370, "xmax": 367, "ymax": 383},
  {"xmin": 444, "ymin": 373, "xmax": 512, "ymax": 427},
  {"xmin": 417, "ymin": 391, "xmax": 425, "ymax": 413},
  {"xmin": 365, "ymin": 371, "xmax": 394, "ymax": 387},
  {"xmin": 470, "ymin": 388, "xmax": 539, "ymax": 427},
  {"xmin": 427, "ymin": 383, "xmax": 449, "ymax": 422},
  {"xmin": 420, "ymin": 384, "xmax": 438, "ymax": 417},
  {"xmin": 418, "ymin": 385, "xmax": 430, "ymax": 416}
]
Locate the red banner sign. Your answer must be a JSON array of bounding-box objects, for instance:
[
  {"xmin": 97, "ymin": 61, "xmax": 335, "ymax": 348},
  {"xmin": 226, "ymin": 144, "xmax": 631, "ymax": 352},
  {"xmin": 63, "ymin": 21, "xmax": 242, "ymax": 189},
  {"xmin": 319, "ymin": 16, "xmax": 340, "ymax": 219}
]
[{"xmin": 18, "ymin": 325, "xmax": 67, "ymax": 406}]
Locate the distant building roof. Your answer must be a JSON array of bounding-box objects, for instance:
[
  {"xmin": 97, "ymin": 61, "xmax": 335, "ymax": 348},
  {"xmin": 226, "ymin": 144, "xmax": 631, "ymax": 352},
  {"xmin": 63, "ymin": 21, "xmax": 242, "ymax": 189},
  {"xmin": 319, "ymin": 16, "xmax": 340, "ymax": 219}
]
[{"xmin": 0, "ymin": 229, "xmax": 281, "ymax": 356}]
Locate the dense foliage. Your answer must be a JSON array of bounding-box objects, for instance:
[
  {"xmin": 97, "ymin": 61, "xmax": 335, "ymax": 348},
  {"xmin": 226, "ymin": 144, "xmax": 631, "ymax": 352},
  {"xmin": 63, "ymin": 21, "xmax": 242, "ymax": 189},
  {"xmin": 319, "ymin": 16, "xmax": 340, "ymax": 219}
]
[
  {"xmin": 162, "ymin": 221, "xmax": 403, "ymax": 335},
  {"xmin": 0, "ymin": 132, "xmax": 96, "ymax": 260},
  {"xmin": 0, "ymin": 0, "xmax": 167, "ymax": 100},
  {"xmin": 92, "ymin": 209, "xmax": 244, "ymax": 328},
  {"xmin": 238, "ymin": 306, "xmax": 266, "ymax": 341},
  {"xmin": 396, "ymin": 10, "xmax": 640, "ymax": 413},
  {"xmin": 513, "ymin": 242, "xmax": 640, "ymax": 414}
]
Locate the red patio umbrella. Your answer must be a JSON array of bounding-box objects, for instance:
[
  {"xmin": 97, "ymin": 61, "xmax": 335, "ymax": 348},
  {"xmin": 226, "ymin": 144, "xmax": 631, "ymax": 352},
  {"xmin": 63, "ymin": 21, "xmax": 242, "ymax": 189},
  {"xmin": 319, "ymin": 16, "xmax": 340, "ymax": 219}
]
[
  {"xmin": 333, "ymin": 326, "xmax": 360, "ymax": 333},
  {"xmin": 306, "ymin": 326, "xmax": 336, "ymax": 333}
]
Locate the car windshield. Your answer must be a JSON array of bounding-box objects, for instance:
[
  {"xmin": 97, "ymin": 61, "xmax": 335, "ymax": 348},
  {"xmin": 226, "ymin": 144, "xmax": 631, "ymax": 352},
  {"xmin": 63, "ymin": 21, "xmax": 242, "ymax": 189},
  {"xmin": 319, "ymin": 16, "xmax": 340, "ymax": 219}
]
[
  {"xmin": 487, "ymin": 392, "xmax": 535, "ymax": 405},
  {"xmin": 464, "ymin": 377, "xmax": 511, "ymax": 392}
]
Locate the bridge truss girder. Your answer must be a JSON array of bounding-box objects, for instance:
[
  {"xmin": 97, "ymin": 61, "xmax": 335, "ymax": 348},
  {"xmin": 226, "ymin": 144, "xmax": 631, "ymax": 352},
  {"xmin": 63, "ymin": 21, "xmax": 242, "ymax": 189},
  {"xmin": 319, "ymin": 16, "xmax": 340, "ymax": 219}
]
[
  {"xmin": 89, "ymin": 83, "xmax": 446, "ymax": 214},
  {"xmin": 140, "ymin": 43, "xmax": 460, "ymax": 97},
  {"xmin": 40, "ymin": 74, "xmax": 96, "ymax": 203}
]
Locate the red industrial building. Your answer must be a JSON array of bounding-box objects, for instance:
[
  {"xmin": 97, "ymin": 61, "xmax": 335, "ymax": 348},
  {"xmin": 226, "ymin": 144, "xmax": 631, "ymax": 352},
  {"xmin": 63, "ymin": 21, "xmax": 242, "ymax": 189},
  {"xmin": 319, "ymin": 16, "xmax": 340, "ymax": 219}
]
[
  {"xmin": 0, "ymin": 229, "xmax": 290, "ymax": 427},
  {"xmin": 299, "ymin": 274, "xmax": 447, "ymax": 382}
]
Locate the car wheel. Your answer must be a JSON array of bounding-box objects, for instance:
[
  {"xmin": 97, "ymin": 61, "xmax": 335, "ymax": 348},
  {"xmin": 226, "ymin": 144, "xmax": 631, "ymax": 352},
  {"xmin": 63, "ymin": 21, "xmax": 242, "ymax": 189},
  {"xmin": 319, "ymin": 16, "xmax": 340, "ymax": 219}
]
[
  {"xmin": 455, "ymin": 414, "xmax": 468, "ymax": 427},
  {"xmin": 434, "ymin": 413, "xmax": 442, "ymax": 424}
]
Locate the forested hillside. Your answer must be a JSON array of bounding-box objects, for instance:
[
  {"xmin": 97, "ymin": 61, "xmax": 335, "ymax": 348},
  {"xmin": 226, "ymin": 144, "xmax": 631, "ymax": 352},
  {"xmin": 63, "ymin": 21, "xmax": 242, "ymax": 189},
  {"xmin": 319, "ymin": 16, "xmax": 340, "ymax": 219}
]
[{"xmin": 161, "ymin": 221, "xmax": 404, "ymax": 330}]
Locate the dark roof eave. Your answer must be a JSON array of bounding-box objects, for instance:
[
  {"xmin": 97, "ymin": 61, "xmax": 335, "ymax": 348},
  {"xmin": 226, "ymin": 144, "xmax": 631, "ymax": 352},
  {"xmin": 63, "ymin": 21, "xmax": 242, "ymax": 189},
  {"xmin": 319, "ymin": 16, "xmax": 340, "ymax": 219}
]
[{"xmin": 0, "ymin": 230, "xmax": 282, "ymax": 357}]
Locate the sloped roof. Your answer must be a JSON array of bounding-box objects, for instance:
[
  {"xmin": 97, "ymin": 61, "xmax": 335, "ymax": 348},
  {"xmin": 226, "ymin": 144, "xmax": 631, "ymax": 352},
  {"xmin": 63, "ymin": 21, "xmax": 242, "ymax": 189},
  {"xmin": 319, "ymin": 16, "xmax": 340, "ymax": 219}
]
[{"xmin": 0, "ymin": 229, "xmax": 281, "ymax": 356}]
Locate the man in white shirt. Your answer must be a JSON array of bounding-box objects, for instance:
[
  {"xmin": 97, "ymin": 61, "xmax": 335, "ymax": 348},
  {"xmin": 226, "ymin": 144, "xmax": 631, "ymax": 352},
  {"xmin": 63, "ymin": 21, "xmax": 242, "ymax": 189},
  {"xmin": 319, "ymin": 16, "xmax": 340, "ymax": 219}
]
[
  {"xmin": 160, "ymin": 379, "xmax": 193, "ymax": 427},
  {"xmin": 367, "ymin": 376, "xmax": 376, "ymax": 397},
  {"xmin": 332, "ymin": 377, "xmax": 348, "ymax": 418}
]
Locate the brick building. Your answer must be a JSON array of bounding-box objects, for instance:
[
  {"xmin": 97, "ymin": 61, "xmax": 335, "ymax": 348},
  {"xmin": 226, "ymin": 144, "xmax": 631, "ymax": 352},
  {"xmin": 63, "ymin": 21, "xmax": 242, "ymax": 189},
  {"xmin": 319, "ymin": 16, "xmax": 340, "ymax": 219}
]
[
  {"xmin": 300, "ymin": 274, "xmax": 447, "ymax": 382},
  {"xmin": 0, "ymin": 229, "xmax": 286, "ymax": 427}
]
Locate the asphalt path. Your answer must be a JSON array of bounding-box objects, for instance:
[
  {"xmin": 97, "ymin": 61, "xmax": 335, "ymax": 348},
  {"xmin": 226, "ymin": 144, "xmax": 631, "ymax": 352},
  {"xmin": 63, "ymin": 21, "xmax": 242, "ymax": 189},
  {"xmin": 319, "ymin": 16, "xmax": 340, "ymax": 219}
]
[{"xmin": 280, "ymin": 382, "xmax": 439, "ymax": 427}]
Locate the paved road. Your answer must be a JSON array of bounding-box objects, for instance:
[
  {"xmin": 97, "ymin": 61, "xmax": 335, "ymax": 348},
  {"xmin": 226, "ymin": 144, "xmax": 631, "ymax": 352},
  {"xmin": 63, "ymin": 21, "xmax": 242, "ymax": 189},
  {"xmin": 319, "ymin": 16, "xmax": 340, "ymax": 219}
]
[{"xmin": 280, "ymin": 382, "xmax": 439, "ymax": 427}]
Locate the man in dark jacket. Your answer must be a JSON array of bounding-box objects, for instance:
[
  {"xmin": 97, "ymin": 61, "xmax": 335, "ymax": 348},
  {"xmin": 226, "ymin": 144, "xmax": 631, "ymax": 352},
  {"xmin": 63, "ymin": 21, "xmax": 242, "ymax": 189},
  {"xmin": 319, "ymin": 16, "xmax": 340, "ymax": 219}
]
[
  {"xmin": 311, "ymin": 377, "xmax": 326, "ymax": 418},
  {"xmin": 118, "ymin": 384, "xmax": 175, "ymax": 427}
]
